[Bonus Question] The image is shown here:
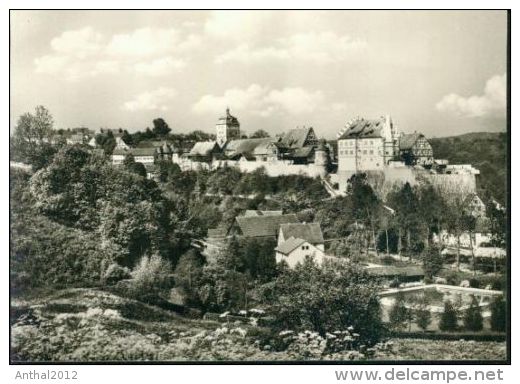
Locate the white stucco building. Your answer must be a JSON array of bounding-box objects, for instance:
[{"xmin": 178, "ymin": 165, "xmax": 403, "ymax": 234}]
[{"xmin": 336, "ymin": 115, "xmax": 399, "ymax": 172}]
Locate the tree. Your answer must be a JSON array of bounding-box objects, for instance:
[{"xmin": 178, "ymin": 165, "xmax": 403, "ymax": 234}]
[
  {"xmin": 121, "ymin": 130, "xmax": 134, "ymax": 146},
  {"xmin": 152, "ymin": 118, "xmax": 171, "ymax": 136},
  {"xmin": 267, "ymin": 258, "xmax": 383, "ymax": 345},
  {"xmin": 418, "ymin": 185, "xmax": 446, "ymax": 250},
  {"xmin": 415, "ymin": 307, "xmax": 432, "ymax": 331},
  {"xmin": 95, "ymin": 130, "xmax": 116, "ymax": 155},
  {"xmin": 129, "ymin": 253, "xmax": 173, "ymax": 299},
  {"xmin": 250, "ymin": 129, "xmax": 270, "ymax": 138},
  {"xmin": 389, "ymin": 292, "xmax": 410, "ymax": 330},
  {"xmin": 463, "ymin": 296, "xmax": 483, "ymax": 331},
  {"xmin": 422, "ymin": 246, "xmax": 444, "ymax": 280},
  {"xmin": 347, "ymin": 174, "xmax": 382, "ymax": 256},
  {"xmin": 439, "ymin": 300, "xmax": 458, "ymax": 331},
  {"xmin": 490, "ymin": 296, "xmax": 506, "ymax": 332},
  {"xmin": 387, "ymin": 183, "xmax": 422, "ymax": 259},
  {"xmin": 12, "ymin": 105, "xmax": 57, "ymax": 170}
]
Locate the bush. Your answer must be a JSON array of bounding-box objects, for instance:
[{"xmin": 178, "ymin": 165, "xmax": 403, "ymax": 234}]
[
  {"xmin": 464, "ymin": 296, "xmax": 483, "ymax": 332},
  {"xmin": 490, "ymin": 296, "xmax": 506, "ymax": 332},
  {"xmin": 416, "ymin": 309, "xmax": 432, "ymax": 331},
  {"xmin": 439, "ymin": 300, "xmax": 458, "ymax": 331},
  {"xmin": 266, "ymin": 258, "xmax": 383, "ymax": 345},
  {"xmin": 389, "ymin": 293, "xmax": 410, "ymax": 331},
  {"xmin": 102, "ymin": 263, "xmax": 131, "ymax": 285},
  {"xmin": 128, "ymin": 254, "xmax": 172, "ymax": 300},
  {"xmin": 422, "ymin": 248, "xmax": 444, "ymax": 279}
]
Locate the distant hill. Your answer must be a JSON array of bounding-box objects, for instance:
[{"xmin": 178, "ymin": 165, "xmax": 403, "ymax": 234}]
[{"xmin": 429, "ymin": 131, "xmax": 508, "ymax": 204}]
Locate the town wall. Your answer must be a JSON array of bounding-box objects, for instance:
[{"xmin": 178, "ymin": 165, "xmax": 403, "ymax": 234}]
[{"xmin": 334, "ymin": 167, "xmax": 477, "ymax": 199}]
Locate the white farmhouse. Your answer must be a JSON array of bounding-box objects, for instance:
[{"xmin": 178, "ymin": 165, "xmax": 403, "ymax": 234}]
[
  {"xmin": 275, "ymin": 237, "xmax": 326, "ymax": 268},
  {"xmin": 275, "ymin": 222, "xmax": 326, "ymax": 267}
]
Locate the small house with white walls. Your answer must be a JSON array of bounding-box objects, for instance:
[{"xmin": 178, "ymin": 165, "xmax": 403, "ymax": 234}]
[
  {"xmin": 275, "ymin": 237, "xmax": 326, "ymax": 268},
  {"xmin": 275, "ymin": 222, "xmax": 326, "ymax": 267}
]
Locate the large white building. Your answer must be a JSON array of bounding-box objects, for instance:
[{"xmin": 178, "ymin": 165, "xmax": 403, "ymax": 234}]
[{"xmin": 336, "ymin": 115, "xmax": 399, "ymax": 172}]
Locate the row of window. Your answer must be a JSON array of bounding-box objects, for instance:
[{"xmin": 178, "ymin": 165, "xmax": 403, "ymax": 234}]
[
  {"xmin": 338, "ymin": 139, "xmax": 380, "ymax": 147},
  {"xmin": 339, "ymin": 149, "xmax": 379, "ymax": 155}
]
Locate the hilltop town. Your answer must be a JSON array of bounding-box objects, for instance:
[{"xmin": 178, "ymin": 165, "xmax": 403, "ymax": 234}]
[{"xmin": 10, "ymin": 105, "xmax": 507, "ymax": 362}]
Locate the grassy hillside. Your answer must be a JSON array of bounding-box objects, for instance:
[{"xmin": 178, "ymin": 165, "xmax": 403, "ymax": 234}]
[
  {"xmin": 10, "ymin": 288, "xmax": 506, "ymax": 362},
  {"xmin": 429, "ymin": 131, "xmax": 508, "ymax": 204}
]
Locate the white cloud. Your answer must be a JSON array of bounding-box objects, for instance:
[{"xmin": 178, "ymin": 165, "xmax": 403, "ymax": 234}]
[
  {"xmin": 204, "ymin": 11, "xmax": 274, "ymax": 41},
  {"xmin": 122, "ymin": 88, "xmax": 177, "ymax": 111},
  {"xmin": 107, "ymin": 28, "xmax": 179, "ymax": 56},
  {"xmin": 50, "ymin": 26, "xmax": 104, "ymax": 58},
  {"xmin": 215, "ymin": 31, "xmax": 367, "ymax": 64},
  {"xmin": 34, "ymin": 55, "xmax": 69, "ymax": 74},
  {"xmin": 134, "ymin": 57, "xmax": 186, "ymax": 76},
  {"xmin": 436, "ymin": 73, "xmax": 506, "ymax": 118},
  {"xmin": 35, "ymin": 27, "xmax": 199, "ymax": 80},
  {"xmin": 265, "ymin": 88, "xmax": 325, "ymax": 114},
  {"xmin": 192, "ymin": 84, "xmax": 326, "ymax": 117}
]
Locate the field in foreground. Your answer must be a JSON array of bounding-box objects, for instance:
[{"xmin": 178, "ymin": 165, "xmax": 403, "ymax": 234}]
[{"xmin": 10, "ymin": 288, "xmax": 506, "ymax": 362}]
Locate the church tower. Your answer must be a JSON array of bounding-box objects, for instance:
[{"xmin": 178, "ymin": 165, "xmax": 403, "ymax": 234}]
[{"xmin": 215, "ymin": 108, "xmax": 240, "ymax": 148}]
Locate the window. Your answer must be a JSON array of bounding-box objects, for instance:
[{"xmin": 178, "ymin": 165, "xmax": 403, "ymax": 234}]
[
  {"xmin": 301, "ymin": 245, "xmax": 309, "ymax": 250},
  {"xmin": 369, "ymin": 150, "xmax": 373, "ymax": 154},
  {"xmin": 363, "ymin": 150, "xmax": 367, "ymax": 154}
]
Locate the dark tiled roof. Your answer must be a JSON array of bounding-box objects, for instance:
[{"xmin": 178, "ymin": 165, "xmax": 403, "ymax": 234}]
[
  {"xmin": 224, "ymin": 138, "xmax": 272, "ymax": 158},
  {"xmin": 399, "ymin": 133, "xmax": 423, "ymax": 150},
  {"xmin": 279, "ymin": 127, "xmax": 314, "ymax": 148},
  {"xmin": 275, "ymin": 237, "xmax": 306, "ymax": 255},
  {"xmin": 289, "ymin": 146, "xmax": 314, "ymax": 158},
  {"xmin": 235, "ymin": 214, "xmax": 299, "ymax": 238},
  {"xmin": 187, "ymin": 141, "xmax": 218, "ymax": 157},
  {"xmin": 279, "ymin": 222, "xmax": 324, "ymax": 244},
  {"xmin": 337, "ymin": 118, "xmax": 385, "ymax": 140}
]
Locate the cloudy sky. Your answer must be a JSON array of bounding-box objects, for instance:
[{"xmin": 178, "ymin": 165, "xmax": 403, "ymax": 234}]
[{"xmin": 10, "ymin": 10, "xmax": 507, "ymax": 139}]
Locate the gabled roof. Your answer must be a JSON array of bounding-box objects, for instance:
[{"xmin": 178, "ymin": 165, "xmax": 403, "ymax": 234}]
[
  {"xmin": 399, "ymin": 133, "xmax": 423, "ymax": 150},
  {"xmin": 289, "ymin": 146, "xmax": 314, "ymax": 159},
  {"xmin": 253, "ymin": 141, "xmax": 278, "ymax": 155},
  {"xmin": 235, "ymin": 214, "xmax": 299, "ymax": 238},
  {"xmin": 337, "ymin": 118, "xmax": 385, "ymax": 140},
  {"xmin": 279, "ymin": 222, "xmax": 324, "ymax": 244},
  {"xmin": 279, "ymin": 127, "xmax": 315, "ymax": 149},
  {"xmin": 275, "ymin": 237, "xmax": 307, "ymax": 255},
  {"xmin": 187, "ymin": 141, "xmax": 218, "ymax": 157},
  {"xmin": 224, "ymin": 138, "xmax": 272, "ymax": 158}
]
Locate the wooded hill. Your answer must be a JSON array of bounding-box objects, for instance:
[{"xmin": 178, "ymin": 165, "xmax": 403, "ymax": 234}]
[{"xmin": 429, "ymin": 131, "xmax": 508, "ymax": 204}]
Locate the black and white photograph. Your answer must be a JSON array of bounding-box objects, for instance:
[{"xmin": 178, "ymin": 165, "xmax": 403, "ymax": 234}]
[{"xmin": 9, "ymin": 9, "xmax": 509, "ymax": 365}]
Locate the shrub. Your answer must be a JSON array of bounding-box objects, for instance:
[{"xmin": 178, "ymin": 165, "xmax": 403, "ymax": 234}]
[
  {"xmin": 128, "ymin": 254, "xmax": 172, "ymax": 299},
  {"xmin": 422, "ymin": 248, "xmax": 444, "ymax": 279},
  {"xmin": 415, "ymin": 309, "xmax": 432, "ymax": 331},
  {"xmin": 439, "ymin": 300, "xmax": 458, "ymax": 331},
  {"xmin": 266, "ymin": 258, "xmax": 383, "ymax": 345},
  {"xmin": 490, "ymin": 296, "xmax": 506, "ymax": 332},
  {"xmin": 464, "ymin": 296, "xmax": 483, "ymax": 332},
  {"xmin": 389, "ymin": 293, "xmax": 410, "ymax": 331},
  {"xmin": 102, "ymin": 263, "xmax": 131, "ymax": 285}
]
